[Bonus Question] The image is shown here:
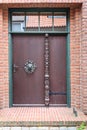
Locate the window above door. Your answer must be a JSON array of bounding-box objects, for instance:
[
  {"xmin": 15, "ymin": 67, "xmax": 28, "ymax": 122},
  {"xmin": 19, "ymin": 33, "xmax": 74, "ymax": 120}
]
[{"xmin": 9, "ymin": 8, "xmax": 69, "ymax": 34}]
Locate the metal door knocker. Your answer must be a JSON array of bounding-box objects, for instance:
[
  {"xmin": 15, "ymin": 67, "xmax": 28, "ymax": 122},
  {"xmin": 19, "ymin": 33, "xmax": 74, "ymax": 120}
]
[{"xmin": 24, "ymin": 60, "xmax": 37, "ymax": 74}]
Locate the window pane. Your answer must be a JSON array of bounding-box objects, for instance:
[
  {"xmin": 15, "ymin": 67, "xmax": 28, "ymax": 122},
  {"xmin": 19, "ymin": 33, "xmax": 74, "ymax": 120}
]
[
  {"xmin": 40, "ymin": 12, "xmax": 52, "ymax": 31},
  {"xmin": 12, "ymin": 23, "xmax": 21, "ymax": 32},
  {"xmin": 11, "ymin": 11, "xmax": 67, "ymax": 32},
  {"xmin": 54, "ymin": 12, "xmax": 67, "ymax": 31},
  {"xmin": 25, "ymin": 12, "xmax": 38, "ymax": 31},
  {"xmin": 12, "ymin": 12, "xmax": 25, "ymax": 32}
]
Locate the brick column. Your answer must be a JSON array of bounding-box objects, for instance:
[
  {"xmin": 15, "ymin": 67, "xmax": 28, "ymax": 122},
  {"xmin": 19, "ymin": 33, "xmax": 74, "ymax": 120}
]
[
  {"xmin": 70, "ymin": 8, "xmax": 76, "ymax": 108},
  {"xmin": 70, "ymin": 7, "xmax": 81, "ymax": 109},
  {"xmin": 0, "ymin": 8, "xmax": 9, "ymax": 108},
  {"xmin": 3, "ymin": 8, "xmax": 9, "ymax": 108},
  {"xmin": 0, "ymin": 8, "xmax": 4, "ymax": 108},
  {"xmin": 81, "ymin": 0, "xmax": 87, "ymax": 114},
  {"xmin": 73, "ymin": 8, "xmax": 81, "ymax": 109}
]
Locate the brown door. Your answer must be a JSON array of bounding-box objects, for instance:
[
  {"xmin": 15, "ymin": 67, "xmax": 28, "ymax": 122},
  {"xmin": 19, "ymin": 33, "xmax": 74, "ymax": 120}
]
[
  {"xmin": 12, "ymin": 34, "xmax": 45, "ymax": 106},
  {"xmin": 49, "ymin": 36, "xmax": 67, "ymax": 105},
  {"xmin": 12, "ymin": 34, "xmax": 67, "ymax": 106}
]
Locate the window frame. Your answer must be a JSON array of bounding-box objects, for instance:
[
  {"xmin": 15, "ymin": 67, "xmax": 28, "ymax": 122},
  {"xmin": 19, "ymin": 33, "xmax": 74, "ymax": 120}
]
[{"xmin": 9, "ymin": 8, "xmax": 70, "ymax": 34}]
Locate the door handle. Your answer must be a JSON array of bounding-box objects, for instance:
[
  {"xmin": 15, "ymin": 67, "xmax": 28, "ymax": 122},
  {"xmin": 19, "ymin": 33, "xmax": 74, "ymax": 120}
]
[
  {"xmin": 13, "ymin": 60, "xmax": 37, "ymax": 73},
  {"xmin": 13, "ymin": 64, "xmax": 20, "ymax": 73}
]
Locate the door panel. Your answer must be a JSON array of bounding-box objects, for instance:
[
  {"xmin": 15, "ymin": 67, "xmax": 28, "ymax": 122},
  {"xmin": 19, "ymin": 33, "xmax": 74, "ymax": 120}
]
[
  {"xmin": 49, "ymin": 36, "xmax": 67, "ymax": 104},
  {"xmin": 13, "ymin": 34, "xmax": 45, "ymax": 105},
  {"xmin": 12, "ymin": 34, "xmax": 67, "ymax": 106}
]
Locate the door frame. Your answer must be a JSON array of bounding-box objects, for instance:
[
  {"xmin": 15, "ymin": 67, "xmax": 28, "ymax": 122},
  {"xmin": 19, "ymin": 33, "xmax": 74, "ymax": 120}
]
[{"xmin": 8, "ymin": 8, "xmax": 70, "ymax": 107}]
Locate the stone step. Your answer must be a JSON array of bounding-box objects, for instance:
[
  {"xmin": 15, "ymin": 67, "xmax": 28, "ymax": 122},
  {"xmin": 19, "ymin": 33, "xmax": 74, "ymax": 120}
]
[{"xmin": 0, "ymin": 127, "xmax": 78, "ymax": 130}]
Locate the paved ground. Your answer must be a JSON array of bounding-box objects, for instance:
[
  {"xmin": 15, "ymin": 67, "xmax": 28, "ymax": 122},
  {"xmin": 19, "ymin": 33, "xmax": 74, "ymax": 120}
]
[{"xmin": 0, "ymin": 107, "xmax": 87, "ymax": 127}]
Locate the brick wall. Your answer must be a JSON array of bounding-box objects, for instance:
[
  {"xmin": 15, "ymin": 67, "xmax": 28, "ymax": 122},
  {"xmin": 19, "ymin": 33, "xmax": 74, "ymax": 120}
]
[
  {"xmin": 0, "ymin": 8, "xmax": 9, "ymax": 108},
  {"xmin": 70, "ymin": 8, "xmax": 81, "ymax": 110},
  {"xmin": 0, "ymin": 8, "xmax": 4, "ymax": 109},
  {"xmin": 81, "ymin": 0, "xmax": 87, "ymax": 114},
  {"xmin": 0, "ymin": 0, "xmax": 87, "ymax": 114}
]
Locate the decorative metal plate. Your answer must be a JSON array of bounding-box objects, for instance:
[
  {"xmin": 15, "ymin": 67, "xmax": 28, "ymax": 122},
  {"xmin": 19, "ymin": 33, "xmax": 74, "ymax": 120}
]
[{"xmin": 24, "ymin": 60, "xmax": 37, "ymax": 74}]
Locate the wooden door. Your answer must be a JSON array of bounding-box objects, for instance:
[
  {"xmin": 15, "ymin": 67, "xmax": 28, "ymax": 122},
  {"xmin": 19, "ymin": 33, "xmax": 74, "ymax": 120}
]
[
  {"xmin": 12, "ymin": 34, "xmax": 67, "ymax": 106},
  {"xmin": 49, "ymin": 36, "xmax": 67, "ymax": 105},
  {"xmin": 12, "ymin": 34, "xmax": 45, "ymax": 106}
]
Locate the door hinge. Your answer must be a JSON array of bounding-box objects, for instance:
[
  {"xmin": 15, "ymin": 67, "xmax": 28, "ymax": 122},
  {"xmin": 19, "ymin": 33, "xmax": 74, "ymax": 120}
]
[{"xmin": 49, "ymin": 91, "xmax": 66, "ymax": 95}]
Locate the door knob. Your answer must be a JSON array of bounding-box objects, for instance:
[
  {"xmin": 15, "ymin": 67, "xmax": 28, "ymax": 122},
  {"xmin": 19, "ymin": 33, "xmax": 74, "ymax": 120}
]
[{"xmin": 24, "ymin": 60, "xmax": 37, "ymax": 74}]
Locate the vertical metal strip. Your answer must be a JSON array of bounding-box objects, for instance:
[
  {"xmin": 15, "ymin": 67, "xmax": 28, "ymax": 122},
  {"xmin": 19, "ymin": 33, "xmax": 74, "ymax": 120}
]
[
  {"xmin": 8, "ymin": 11, "xmax": 13, "ymax": 107},
  {"xmin": 66, "ymin": 10, "xmax": 71, "ymax": 107},
  {"xmin": 10, "ymin": 12, "xmax": 12, "ymax": 31},
  {"xmin": 25, "ymin": 12, "xmax": 26, "ymax": 31},
  {"xmin": 38, "ymin": 12, "xmax": 40, "ymax": 31},
  {"xmin": 44, "ymin": 33, "xmax": 50, "ymax": 106},
  {"xmin": 52, "ymin": 12, "xmax": 54, "ymax": 31}
]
